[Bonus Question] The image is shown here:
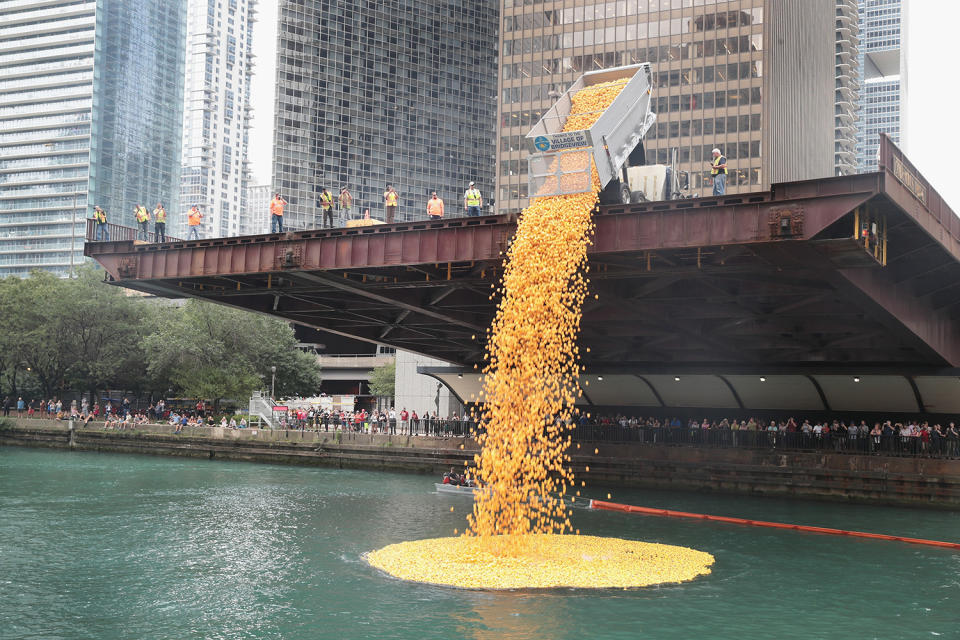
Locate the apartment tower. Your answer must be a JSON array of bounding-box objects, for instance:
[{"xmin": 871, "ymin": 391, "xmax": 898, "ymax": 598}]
[
  {"xmin": 0, "ymin": 0, "xmax": 185, "ymax": 277},
  {"xmin": 178, "ymin": 0, "xmax": 257, "ymax": 240}
]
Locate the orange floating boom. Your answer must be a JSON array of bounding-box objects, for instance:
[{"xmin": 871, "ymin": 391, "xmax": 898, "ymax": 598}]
[{"xmin": 588, "ymin": 499, "xmax": 960, "ymax": 550}]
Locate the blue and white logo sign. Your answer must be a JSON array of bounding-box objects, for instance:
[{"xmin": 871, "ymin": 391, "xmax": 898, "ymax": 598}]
[{"xmin": 534, "ymin": 136, "xmax": 551, "ymax": 152}]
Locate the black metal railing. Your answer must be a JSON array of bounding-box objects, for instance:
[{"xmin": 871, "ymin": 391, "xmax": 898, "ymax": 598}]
[
  {"xmin": 570, "ymin": 423, "xmax": 959, "ymax": 458},
  {"xmin": 86, "ymin": 219, "xmax": 182, "ymax": 243}
]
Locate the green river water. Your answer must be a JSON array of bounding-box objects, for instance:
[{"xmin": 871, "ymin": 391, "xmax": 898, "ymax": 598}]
[{"xmin": 1, "ymin": 447, "xmax": 958, "ymax": 639}]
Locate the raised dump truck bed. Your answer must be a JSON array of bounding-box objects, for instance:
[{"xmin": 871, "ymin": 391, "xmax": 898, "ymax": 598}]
[{"xmin": 525, "ymin": 63, "xmax": 656, "ymax": 200}]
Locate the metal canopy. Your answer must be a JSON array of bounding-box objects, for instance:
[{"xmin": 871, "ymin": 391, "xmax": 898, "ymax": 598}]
[{"xmin": 421, "ymin": 368, "xmax": 960, "ymax": 416}]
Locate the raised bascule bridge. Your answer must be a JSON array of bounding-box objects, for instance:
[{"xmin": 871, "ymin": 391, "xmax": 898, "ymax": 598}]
[{"xmin": 86, "ymin": 136, "xmax": 960, "ymax": 417}]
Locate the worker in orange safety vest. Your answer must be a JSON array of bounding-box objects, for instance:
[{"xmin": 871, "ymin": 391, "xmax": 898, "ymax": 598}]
[
  {"xmin": 187, "ymin": 205, "xmax": 203, "ymax": 240},
  {"xmin": 270, "ymin": 193, "xmax": 288, "ymax": 233},
  {"xmin": 426, "ymin": 191, "xmax": 444, "ymax": 220}
]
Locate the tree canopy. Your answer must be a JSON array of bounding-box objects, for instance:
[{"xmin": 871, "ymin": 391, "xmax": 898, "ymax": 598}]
[
  {"xmin": 368, "ymin": 361, "xmax": 396, "ymax": 399},
  {"xmin": 0, "ymin": 266, "xmax": 322, "ymax": 403}
]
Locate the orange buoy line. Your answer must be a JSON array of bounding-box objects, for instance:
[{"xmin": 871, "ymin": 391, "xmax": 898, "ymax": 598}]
[{"xmin": 588, "ymin": 499, "xmax": 960, "ymax": 550}]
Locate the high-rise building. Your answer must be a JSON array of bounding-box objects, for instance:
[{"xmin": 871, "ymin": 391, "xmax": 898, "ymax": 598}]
[
  {"xmin": 178, "ymin": 0, "xmax": 256, "ymax": 240},
  {"xmin": 241, "ymin": 183, "xmax": 270, "ymax": 235},
  {"xmin": 271, "ymin": 0, "xmax": 498, "ymax": 230},
  {"xmin": 855, "ymin": 0, "xmax": 901, "ymax": 172},
  {"xmin": 497, "ymin": 0, "xmax": 845, "ymax": 215},
  {"xmin": 834, "ymin": 0, "xmax": 859, "ymax": 176},
  {"xmin": 0, "ymin": 0, "xmax": 186, "ymax": 277}
]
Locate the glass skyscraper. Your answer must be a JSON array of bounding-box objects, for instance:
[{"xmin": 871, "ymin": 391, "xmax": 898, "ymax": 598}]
[
  {"xmin": 272, "ymin": 0, "xmax": 498, "ymax": 229},
  {"xmin": 855, "ymin": 0, "xmax": 901, "ymax": 172},
  {"xmin": 178, "ymin": 0, "xmax": 255, "ymax": 240},
  {"xmin": 0, "ymin": 0, "xmax": 185, "ymax": 278}
]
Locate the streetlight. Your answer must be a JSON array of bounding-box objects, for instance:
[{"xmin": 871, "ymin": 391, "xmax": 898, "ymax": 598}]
[{"xmin": 271, "ymin": 366, "xmax": 277, "ymax": 400}]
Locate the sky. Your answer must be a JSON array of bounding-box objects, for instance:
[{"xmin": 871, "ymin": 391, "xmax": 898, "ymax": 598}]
[{"xmin": 247, "ymin": 1, "xmax": 960, "ymax": 212}]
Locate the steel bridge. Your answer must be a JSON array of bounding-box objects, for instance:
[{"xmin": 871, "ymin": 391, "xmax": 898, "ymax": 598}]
[{"xmin": 85, "ymin": 136, "xmax": 960, "ymax": 414}]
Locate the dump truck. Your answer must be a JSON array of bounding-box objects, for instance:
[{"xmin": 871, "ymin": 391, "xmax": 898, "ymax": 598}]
[{"xmin": 525, "ymin": 63, "xmax": 684, "ymax": 204}]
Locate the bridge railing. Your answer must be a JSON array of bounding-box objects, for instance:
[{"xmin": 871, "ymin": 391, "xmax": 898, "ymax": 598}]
[{"xmin": 85, "ymin": 219, "xmax": 182, "ymax": 244}]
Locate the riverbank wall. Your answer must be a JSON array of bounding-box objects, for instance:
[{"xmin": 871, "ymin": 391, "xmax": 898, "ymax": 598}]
[{"xmin": 3, "ymin": 420, "xmax": 959, "ymax": 508}]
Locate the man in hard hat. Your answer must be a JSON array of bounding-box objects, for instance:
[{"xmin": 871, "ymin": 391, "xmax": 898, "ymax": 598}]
[
  {"xmin": 134, "ymin": 203, "xmax": 150, "ymax": 240},
  {"xmin": 383, "ymin": 184, "xmax": 398, "ymax": 223},
  {"xmin": 710, "ymin": 148, "xmax": 728, "ymax": 196},
  {"xmin": 463, "ymin": 181, "xmax": 482, "ymax": 217},
  {"xmin": 92, "ymin": 206, "xmax": 109, "ymax": 241},
  {"xmin": 269, "ymin": 193, "xmax": 287, "ymax": 233},
  {"xmin": 319, "ymin": 187, "xmax": 334, "ymax": 228},
  {"xmin": 187, "ymin": 204, "xmax": 203, "ymax": 240},
  {"xmin": 153, "ymin": 202, "xmax": 167, "ymax": 242},
  {"xmin": 339, "ymin": 186, "xmax": 353, "ymax": 220},
  {"xmin": 426, "ymin": 191, "xmax": 444, "ymax": 220}
]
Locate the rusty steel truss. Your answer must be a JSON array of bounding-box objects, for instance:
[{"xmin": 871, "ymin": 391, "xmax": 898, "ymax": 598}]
[{"xmin": 86, "ymin": 136, "xmax": 960, "ymax": 372}]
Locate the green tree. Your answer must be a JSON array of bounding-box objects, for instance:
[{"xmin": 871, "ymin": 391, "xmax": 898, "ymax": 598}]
[
  {"xmin": 0, "ymin": 266, "xmax": 152, "ymax": 398},
  {"xmin": 142, "ymin": 299, "xmax": 322, "ymax": 403},
  {"xmin": 368, "ymin": 361, "xmax": 396, "ymax": 399}
]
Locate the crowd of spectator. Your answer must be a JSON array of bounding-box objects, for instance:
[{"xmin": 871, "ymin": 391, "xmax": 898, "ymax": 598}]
[
  {"xmin": 280, "ymin": 407, "xmax": 475, "ymax": 437},
  {"xmin": 5, "ymin": 394, "xmax": 959, "ymax": 458},
  {"xmin": 577, "ymin": 414, "xmax": 960, "ymax": 458}
]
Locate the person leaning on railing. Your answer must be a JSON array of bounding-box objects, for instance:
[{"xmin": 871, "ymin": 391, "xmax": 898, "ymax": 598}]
[{"xmin": 92, "ymin": 205, "xmax": 109, "ymax": 241}]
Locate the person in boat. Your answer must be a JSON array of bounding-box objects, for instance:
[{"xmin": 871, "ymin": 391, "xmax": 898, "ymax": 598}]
[{"xmin": 443, "ymin": 467, "xmax": 464, "ymax": 486}]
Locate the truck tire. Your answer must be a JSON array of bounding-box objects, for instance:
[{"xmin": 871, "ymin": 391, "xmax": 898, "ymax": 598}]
[{"xmin": 619, "ymin": 183, "xmax": 632, "ymax": 204}]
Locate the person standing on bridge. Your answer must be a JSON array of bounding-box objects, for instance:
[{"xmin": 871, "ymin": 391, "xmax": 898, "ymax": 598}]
[
  {"xmin": 134, "ymin": 204, "xmax": 150, "ymax": 241},
  {"xmin": 319, "ymin": 188, "xmax": 334, "ymax": 228},
  {"xmin": 92, "ymin": 206, "xmax": 109, "ymax": 241},
  {"xmin": 383, "ymin": 184, "xmax": 398, "ymax": 223},
  {"xmin": 153, "ymin": 202, "xmax": 167, "ymax": 242},
  {"xmin": 463, "ymin": 181, "xmax": 482, "ymax": 216},
  {"xmin": 710, "ymin": 148, "xmax": 728, "ymax": 196},
  {"xmin": 187, "ymin": 204, "xmax": 203, "ymax": 240},
  {"xmin": 270, "ymin": 193, "xmax": 288, "ymax": 233},
  {"xmin": 339, "ymin": 186, "xmax": 353, "ymax": 220},
  {"xmin": 427, "ymin": 191, "xmax": 444, "ymax": 220}
]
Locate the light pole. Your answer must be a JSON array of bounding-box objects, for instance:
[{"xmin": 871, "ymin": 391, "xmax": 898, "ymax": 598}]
[{"xmin": 270, "ymin": 366, "xmax": 277, "ymax": 400}]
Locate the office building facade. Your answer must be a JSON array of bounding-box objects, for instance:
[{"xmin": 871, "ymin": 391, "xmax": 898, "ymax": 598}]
[
  {"xmin": 0, "ymin": 0, "xmax": 185, "ymax": 277},
  {"xmin": 855, "ymin": 0, "xmax": 901, "ymax": 172},
  {"xmin": 241, "ymin": 183, "xmax": 270, "ymax": 235},
  {"xmin": 272, "ymin": 0, "xmax": 498, "ymax": 230},
  {"xmin": 178, "ymin": 0, "xmax": 256, "ymax": 240},
  {"xmin": 497, "ymin": 0, "xmax": 844, "ymax": 215}
]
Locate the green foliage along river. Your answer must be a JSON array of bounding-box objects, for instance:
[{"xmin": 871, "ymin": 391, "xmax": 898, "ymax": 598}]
[{"xmin": 1, "ymin": 447, "xmax": 958, "ymax": 639}]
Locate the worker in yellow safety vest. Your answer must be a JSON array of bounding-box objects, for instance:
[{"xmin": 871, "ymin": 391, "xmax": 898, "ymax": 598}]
[
  {"xmin": 710, "ymin": 148, "xmax": 728, "ymax": 196},
  {"xmin": 463, "ymin": 181, "xmax": 482, "ymax": 217},
  {"xmin": 92, "ymin": 206, "xmax": 109, "ymax": 241},
  {"xmin": 187, "ymin": 205, "xmax": 203, "ymax": 240},
  {"xmin": 383, "ymin": 184, "xmax": 398, "ymax": 223},
  {"xmin": 319, "ymin": 188, "xmax": 334, "ymax": 229},
  {"xmin": 269, "ymin": 193, "xmax": 287, "ymax": 233},
  {"xmin": 153, "ymin": 202, "xmax": 167, "ymax": 242},
  {"xmin": 134, "ymin": 204, "xmax": 150, "ymax": 241},
  {"xmin": 426, "ymin": 191, "xmax": 444, "ymax": 220}
]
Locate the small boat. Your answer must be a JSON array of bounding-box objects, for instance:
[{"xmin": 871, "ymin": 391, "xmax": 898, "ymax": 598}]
[{"xmin": 434, "ymin": 482, "xmax": 479, "ymax": 496}]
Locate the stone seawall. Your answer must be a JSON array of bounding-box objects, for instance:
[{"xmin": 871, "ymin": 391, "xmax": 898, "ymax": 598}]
[{"xmin": 3, "ymin": 420, "xmax": 959, "ymax": 508}]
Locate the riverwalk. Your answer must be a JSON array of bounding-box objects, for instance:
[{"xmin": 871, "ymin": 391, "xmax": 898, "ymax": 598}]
[{"xmin": 2, "ymin": 419, "xmax": 959, "ymax": 508}]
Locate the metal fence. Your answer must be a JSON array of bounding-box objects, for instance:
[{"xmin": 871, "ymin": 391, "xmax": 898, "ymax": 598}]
[
  {"xmin": 85, "ymin": 219, "xmax": 182, "ymax": 243},
  {"xmin": 571, "ymin": 423, "xmax": 960, "ymax": 458}
]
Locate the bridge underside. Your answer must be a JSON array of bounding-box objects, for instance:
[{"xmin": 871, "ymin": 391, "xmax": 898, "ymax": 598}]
[{"xmin": 86, "ymin": 138, "xmax": 960, "ymax": 413}]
